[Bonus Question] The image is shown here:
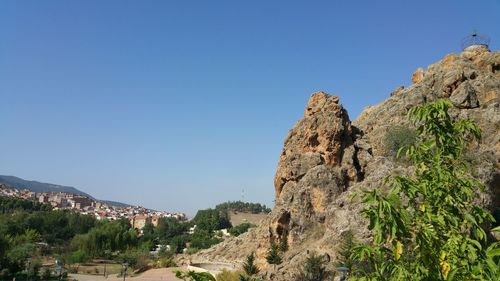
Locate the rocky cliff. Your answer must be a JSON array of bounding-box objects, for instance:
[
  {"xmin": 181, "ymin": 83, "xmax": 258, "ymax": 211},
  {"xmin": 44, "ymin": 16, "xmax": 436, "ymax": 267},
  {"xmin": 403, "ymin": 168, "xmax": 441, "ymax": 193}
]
[{"xmin": 187, "ymin": 47, "xmax": 499, "ymax": 280}]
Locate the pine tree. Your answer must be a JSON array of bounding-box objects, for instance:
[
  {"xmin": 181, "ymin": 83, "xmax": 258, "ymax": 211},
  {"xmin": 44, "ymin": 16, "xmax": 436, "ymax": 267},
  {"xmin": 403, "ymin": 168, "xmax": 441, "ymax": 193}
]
[
  {"xmin": 266, "ymin": 242, "xmax": 282, "ymax": 270},
  {"xmin": 243, "ymin": 252, "xmax": 260, "ymax": 276},
  {"xmin": 294, "ymin": 253, "xmax": 330, "ymax": 281},
  {"xmin": 278, "ymin": 233, "xmax": 288, "ymax": 252}
]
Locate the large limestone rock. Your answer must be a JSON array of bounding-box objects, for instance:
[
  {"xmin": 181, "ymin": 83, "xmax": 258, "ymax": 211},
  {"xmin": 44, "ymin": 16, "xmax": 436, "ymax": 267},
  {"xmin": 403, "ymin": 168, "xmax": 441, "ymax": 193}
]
[{"xmin": 186, "ymin": 48, "xmax": 499, "ymax": 280}]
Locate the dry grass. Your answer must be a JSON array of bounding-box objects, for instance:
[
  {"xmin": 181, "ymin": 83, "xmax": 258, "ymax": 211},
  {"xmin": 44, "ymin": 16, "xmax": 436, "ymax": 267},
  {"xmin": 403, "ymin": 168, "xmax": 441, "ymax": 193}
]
[{"xmin": 229, "ymin": 211, "xmax": 267, "ymax": 226}]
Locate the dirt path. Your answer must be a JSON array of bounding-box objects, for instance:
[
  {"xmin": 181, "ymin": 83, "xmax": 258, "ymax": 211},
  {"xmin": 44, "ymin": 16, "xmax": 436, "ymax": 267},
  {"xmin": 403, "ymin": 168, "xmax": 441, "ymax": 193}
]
[{"xmin": 69, "ymin": 268, "xmax": 180, "ymax": 281}]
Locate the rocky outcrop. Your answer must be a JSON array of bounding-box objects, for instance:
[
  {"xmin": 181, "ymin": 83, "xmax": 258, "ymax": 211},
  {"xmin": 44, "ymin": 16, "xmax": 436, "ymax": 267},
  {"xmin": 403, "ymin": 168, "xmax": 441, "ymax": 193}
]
[
  {"xmin": 274, "ymin": 92, "xmax": 361, "ymax": 201},
  {"xmin": 187, "ymin": 48, "xmax": 499, "ymax": 280}
]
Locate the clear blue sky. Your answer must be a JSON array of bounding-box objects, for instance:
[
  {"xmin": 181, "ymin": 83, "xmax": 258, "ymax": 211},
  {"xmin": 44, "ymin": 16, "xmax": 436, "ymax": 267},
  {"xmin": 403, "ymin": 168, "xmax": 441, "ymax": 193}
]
[{"xmin": 1, "ymin": 0, "xmax": 499, "ymax": 216}]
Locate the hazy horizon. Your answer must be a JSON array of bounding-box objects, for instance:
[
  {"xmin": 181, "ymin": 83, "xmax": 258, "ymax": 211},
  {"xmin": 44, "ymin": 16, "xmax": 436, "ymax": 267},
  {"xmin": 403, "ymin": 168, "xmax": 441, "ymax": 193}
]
[{"xmin": 1, "ymin": 0, "xmax": 499, "ymax": 216}]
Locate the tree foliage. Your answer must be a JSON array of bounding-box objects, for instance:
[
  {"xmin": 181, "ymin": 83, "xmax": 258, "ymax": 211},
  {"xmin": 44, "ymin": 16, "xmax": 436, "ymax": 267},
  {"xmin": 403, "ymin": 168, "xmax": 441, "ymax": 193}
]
[
  {"xmin": 351, "ymin": 100, "xmax": 500, "ymax": 280},
  {"xmin": 156, "ymin": 217, "xmax": 187, "ymax": 244},
  {"xmin": 294, "ymin": 253, "xmax": 331, "ymax": 281},
  {"xmin": 216, "ymin": 201, "xmax": 271, "ymax": 214},
  {"xmin": 242, "ymin": 252, "xmax": 260, "ymax": 276},
  {"xmin": 0, "ymin": 196, "xmax": 51, "ymax": 213},
  {"xmin": 193, "ymin": 208, "xmax": 231, "ymax": 233},
  {"xmin": 229, "ymin": 223, "xmax": 255, "ymax": 237},
  {"xmin": 266, "ymin": 242, "xmax": 282, "ymax": 269}
]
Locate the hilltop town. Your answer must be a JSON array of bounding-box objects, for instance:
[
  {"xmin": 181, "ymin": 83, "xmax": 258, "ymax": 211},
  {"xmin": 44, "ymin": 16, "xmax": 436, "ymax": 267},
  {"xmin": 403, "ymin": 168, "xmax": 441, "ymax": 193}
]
[{"xmin": 0, "ymin": 183, "xmax": 186, "ymax": 230}]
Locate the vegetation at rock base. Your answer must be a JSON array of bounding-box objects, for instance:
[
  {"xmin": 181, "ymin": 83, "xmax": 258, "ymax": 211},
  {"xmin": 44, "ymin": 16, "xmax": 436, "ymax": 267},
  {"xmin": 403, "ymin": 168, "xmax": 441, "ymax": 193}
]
[
  {"xmin": 294, "ymin": 253, "xmax": 331, "ymax": 281},
  {"xmin": 351, "ymin": 100, "xmax": 500, "ymax": 280}
]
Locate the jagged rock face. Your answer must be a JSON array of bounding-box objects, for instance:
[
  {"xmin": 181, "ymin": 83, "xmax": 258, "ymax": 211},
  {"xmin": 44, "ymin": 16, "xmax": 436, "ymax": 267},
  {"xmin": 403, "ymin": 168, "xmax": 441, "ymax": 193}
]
[
  {"xmin": 274, "ymin": 92, "xmax": 360, "ymax": 201},
  {"xmin": 354, "ymin": 47, "xmax": 499, "ymax": 208},
  {"xmin": 186, "ymin": 49, "xmax": 499, "ymax": 280}
]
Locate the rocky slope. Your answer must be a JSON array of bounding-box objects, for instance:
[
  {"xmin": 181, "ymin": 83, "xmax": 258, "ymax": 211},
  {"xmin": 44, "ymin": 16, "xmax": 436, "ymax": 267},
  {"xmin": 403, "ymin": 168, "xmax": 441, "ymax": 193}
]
[{"xmin": 186, "ymin": 46, "xmax": 499, "ymax": 280}]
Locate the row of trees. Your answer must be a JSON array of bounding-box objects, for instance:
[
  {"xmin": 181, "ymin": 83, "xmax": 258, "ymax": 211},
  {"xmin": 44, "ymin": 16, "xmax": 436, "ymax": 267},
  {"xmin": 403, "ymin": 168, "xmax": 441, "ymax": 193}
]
[{"xmin": 216, "ymin": 201, "xmax": 271, "ymax": 214}]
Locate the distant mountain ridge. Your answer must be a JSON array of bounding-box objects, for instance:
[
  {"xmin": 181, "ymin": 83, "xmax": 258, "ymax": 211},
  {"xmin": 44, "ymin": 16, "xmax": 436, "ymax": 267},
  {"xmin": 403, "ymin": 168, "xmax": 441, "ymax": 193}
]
[
  {"xmin": 0, "ymin": 175, "xmax": 133, "ymax": 208},
  {"xmin": 0, "ymin": 175, "xmax": 94, "ymax": 198}
]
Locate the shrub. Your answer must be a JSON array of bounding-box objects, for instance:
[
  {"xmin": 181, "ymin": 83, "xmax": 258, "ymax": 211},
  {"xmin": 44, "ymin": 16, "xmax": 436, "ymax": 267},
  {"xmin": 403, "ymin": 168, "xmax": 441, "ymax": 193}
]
[
  {"xmin": 242, "ymin": 252, "xmax": 260, "ymax": 276},
  {"xmin": 156, "ymin": 257, "xmax": 176, "ymax": 268},
  {"xmin": 216, "ymin": 269, "xmax": 244, "ymax": 281},
  {"xmin": 41, "ymin": 267, "xmax": 51, "ymax": 280},
  {"xmin": 228, "ymin": 223, "xmax": 255, "ymax": 237},
  {"xmin": 185, "ymin": 247, "xmax": 200, "ymax": 255},
  {"xmin": 265, "ymin": 242, "xmax": 282, "ymax": 270},
  {"xmin": 278, "ymin": 234, "xmax": 288, "ymax": 252},
  {"xmin": 294, "ymin": 253, "xmax": 330, "ymax": 281},
  {"xmin": 335, "ymin": 230, "xmax": 356, "ymax": 269},
  {"xmin": 383, "ymin": 126, "xmax": 417, "ymax": 158}
]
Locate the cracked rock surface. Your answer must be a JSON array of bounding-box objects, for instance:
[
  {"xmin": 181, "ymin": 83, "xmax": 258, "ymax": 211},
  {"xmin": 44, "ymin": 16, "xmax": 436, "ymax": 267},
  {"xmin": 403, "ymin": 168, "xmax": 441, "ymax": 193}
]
[{"xmin": 184, "ymin": 48, "xmax": 499, "ymax": 280}]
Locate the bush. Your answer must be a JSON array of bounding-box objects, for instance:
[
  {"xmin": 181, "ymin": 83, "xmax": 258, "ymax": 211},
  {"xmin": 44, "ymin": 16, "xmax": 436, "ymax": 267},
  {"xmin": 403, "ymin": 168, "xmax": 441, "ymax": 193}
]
[
  {"xmin": 335, "ymin": 230, "xmax": 356, "ymax": 269},
  {"xmin": 383, "ymin": 126, "xmax": 417, "ymax": 158},
  {"xmin": 228, "ymin": 223, "xmax": 255, "ymax": 237},
  {"xmin": 266, "ymin": 242, "xmax": 282, "ymax": 269},
  {"xmin": 185, "ymin": 247, "xmax": 200, "ymax": 255},
  {"xmin": 216, "ymin": 269, "xmax": 244, "ymax": 281},
  {"xmin": 294, "ymin": 253, "xmax": 330, "ymax": 281},
  {"xmin": 41, "ymin": 267, "xmax": 51, "ymax": 280},
  {"xmin": 242, "ymin": 252, "xmax": 260, "ymax": 276},
  {"xmin": 156, "ymin": 257, "xmax": 176, "ymax": 268},
  {"xmin": 117, "ymin": 249, "xmax": 150, "ymax": 269}
]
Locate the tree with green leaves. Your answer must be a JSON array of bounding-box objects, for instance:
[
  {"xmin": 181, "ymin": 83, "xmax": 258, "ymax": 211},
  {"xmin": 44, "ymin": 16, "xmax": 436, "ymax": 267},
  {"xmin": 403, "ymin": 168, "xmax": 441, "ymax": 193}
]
[
  {"xmin": 351, "ymin": 100, "xmax": 500, "ymax": 280},
  {"xmin": 266, "ymin": 242, "xmax": 282, "ymax": 270}
]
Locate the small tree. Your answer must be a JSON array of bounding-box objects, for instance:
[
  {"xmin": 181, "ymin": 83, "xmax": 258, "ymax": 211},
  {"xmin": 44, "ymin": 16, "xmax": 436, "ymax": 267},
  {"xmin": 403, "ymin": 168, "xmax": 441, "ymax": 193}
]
[
  {"xmin": 242, "ymin": 252, "xmax": 260, "ymax": 276},
  {"xmin": 41, "ymin": 267, "xmax": 51, "ymax": 280},
  {"xmin": 336, "ymin": 230, "xmax": 356, "ymax": 269},
  {"xmin": 294, "ymin": 253, "xmax": 330, "ymax": 281},
  {"xmin": 278, "ymin": 233, "xmax": 289, "ymax": 252},
  {"xmin": 351, "ymin": 100, "xmax": 500, "ymax": 280},
  {"xmin": 266, "ymin": 242, "xmax": 282, "ymax": 270}
]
